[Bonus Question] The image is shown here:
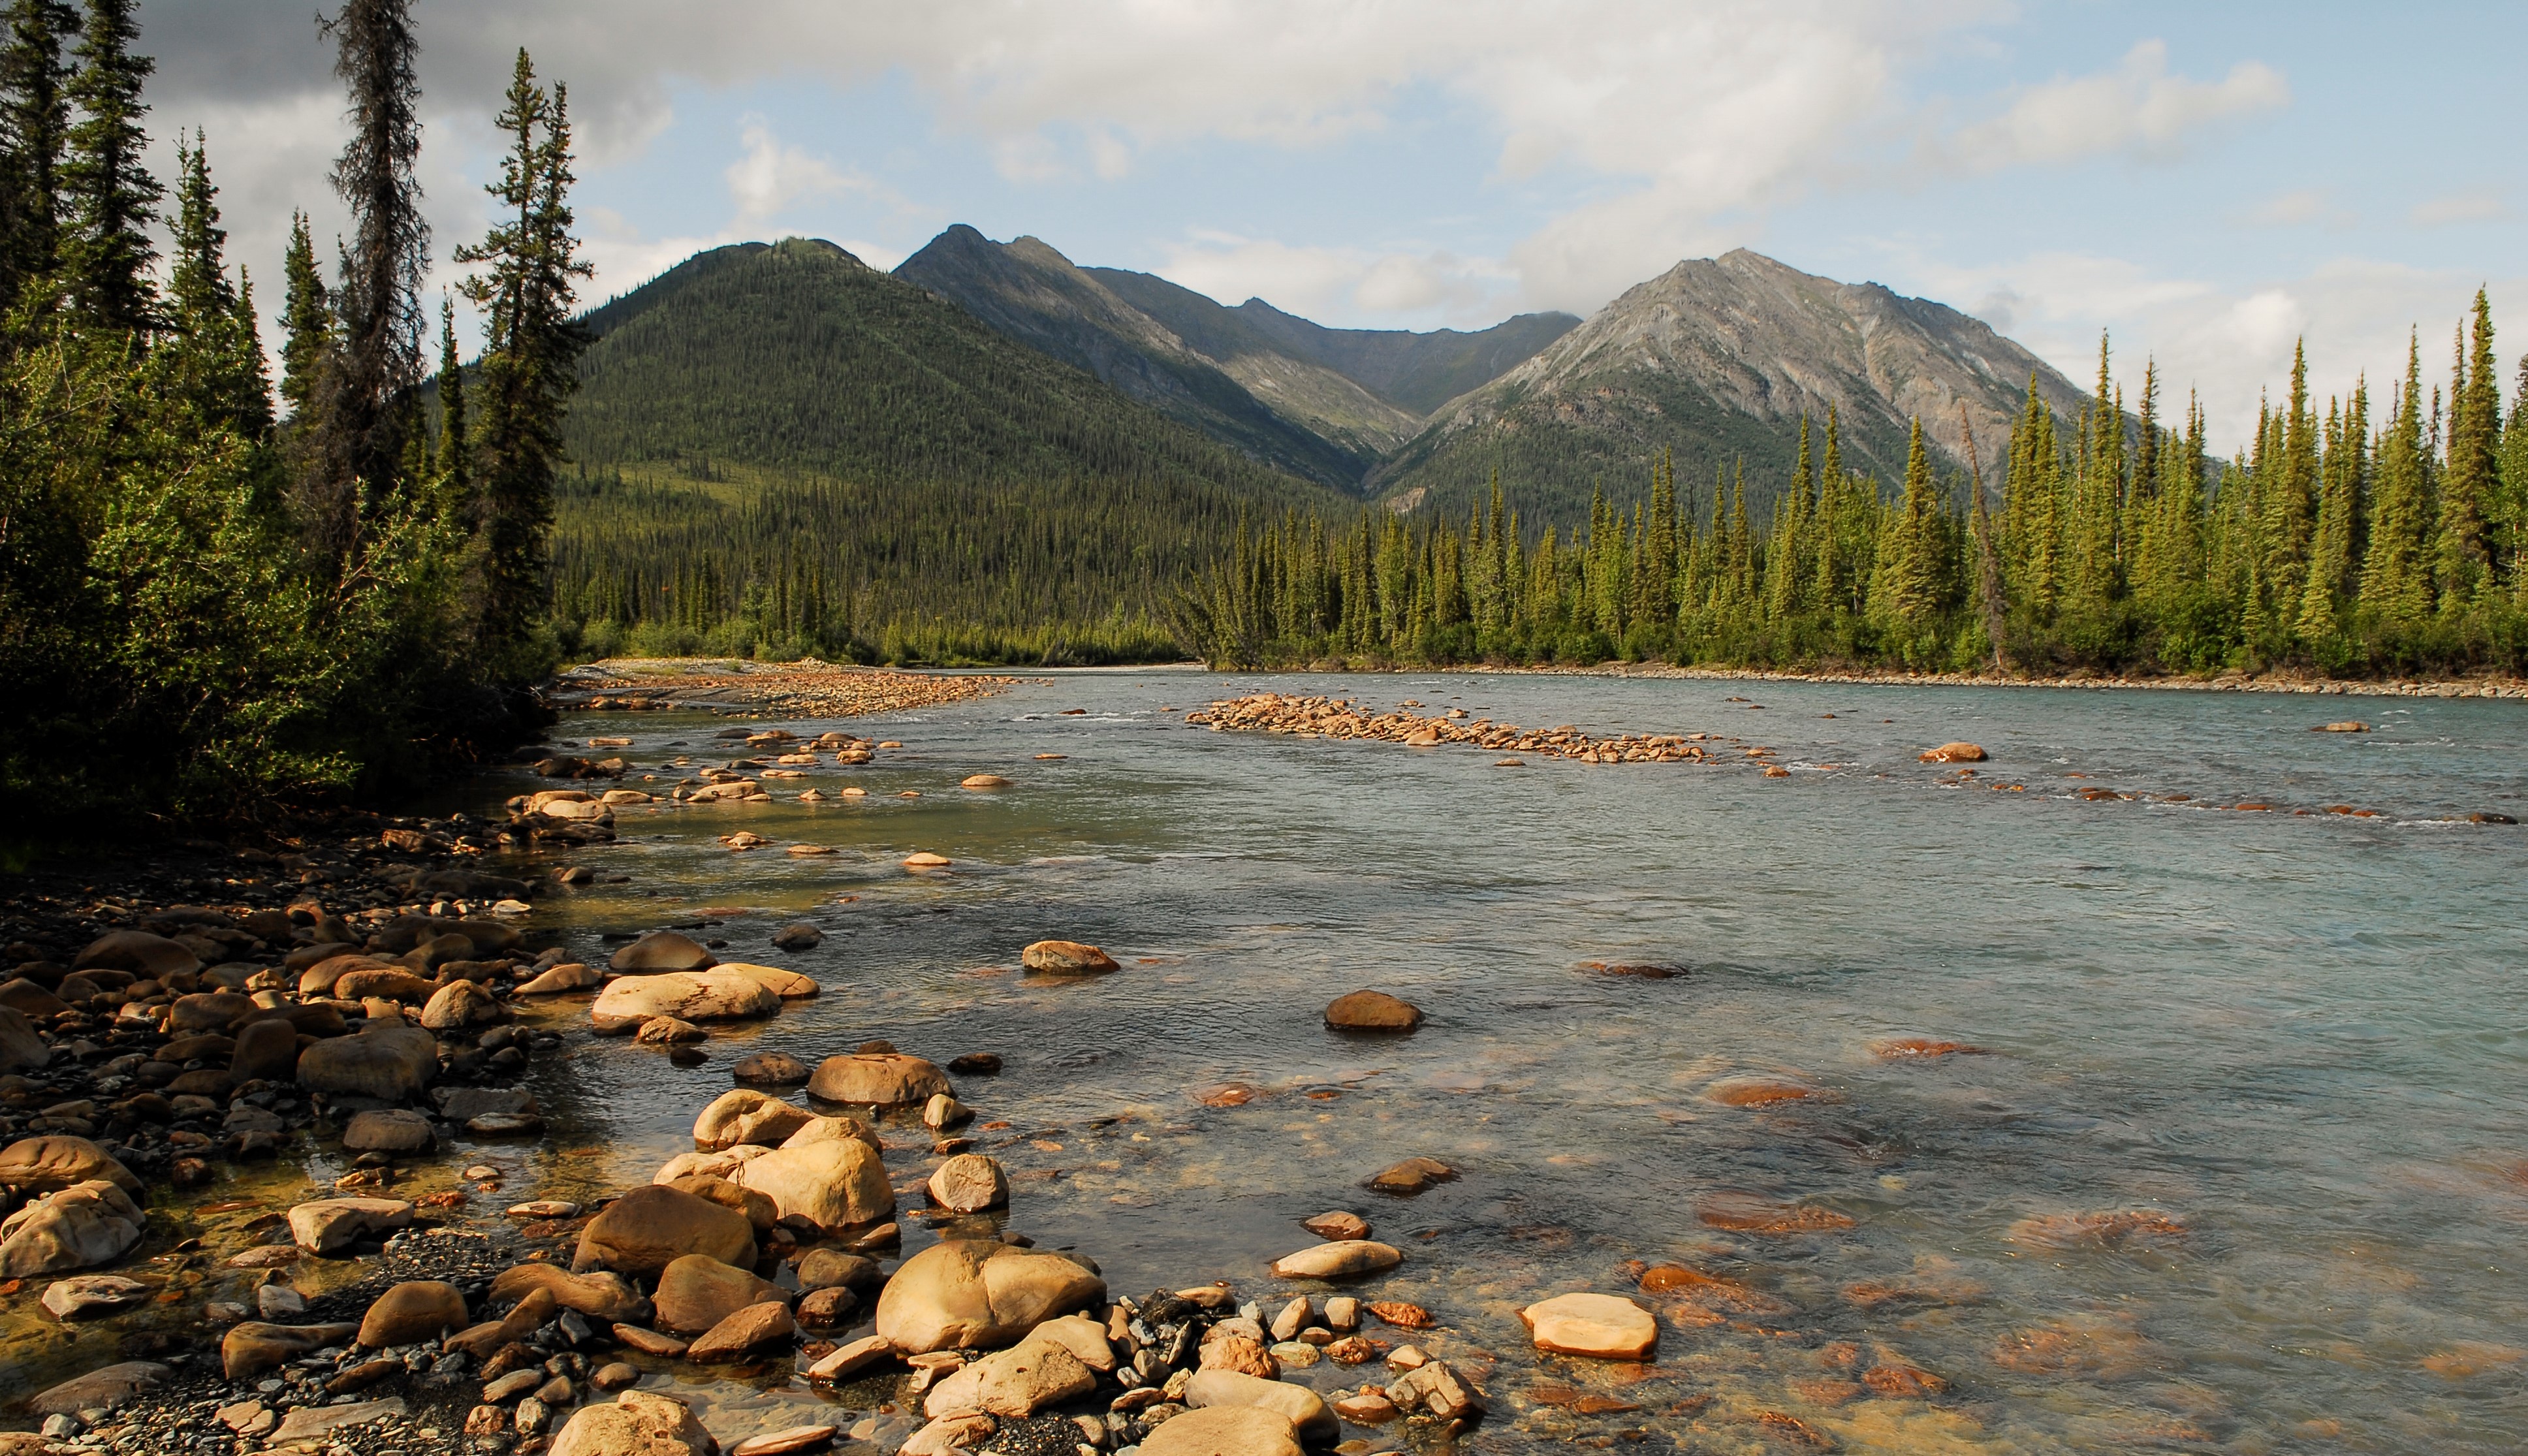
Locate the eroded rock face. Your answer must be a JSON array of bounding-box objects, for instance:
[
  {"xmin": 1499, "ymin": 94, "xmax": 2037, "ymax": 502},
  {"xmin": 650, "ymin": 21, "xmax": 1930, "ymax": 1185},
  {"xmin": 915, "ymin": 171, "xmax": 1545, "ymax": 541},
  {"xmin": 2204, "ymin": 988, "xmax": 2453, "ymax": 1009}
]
[
  {"xmin": 693, "ymin": 1089, "xmax": 815, "ymax": 1150},
  {"xmin": 733, "ymin": 1138, "xmax": 894, "ymax": 1231},
  {"xmin": 572, "ymin": 1184, "xmax": 755, "ymax": 1278},
  {"xmin": 874, "ymin": 1240, "xmax": 1106, "ymax": 1353},
  {"xmin": 608, "ymin": 932, "xmax": 717, "ymax": 975},
  {"xmin": 550, "ymin": 1389, "xmax": 715, "ymax": 1456},
  {"xmin": 0, "ymin": 1181, "xmax": 146, "ymax": 1276},
  {"xmin": 591, "ymin": 970, "xmax": 780, "ymax": 1030},
  {"xmin": 294, "ymin": 1026, "xmax": 438, "ymax": 1101},
  {"xmin": 1519, "ymin": 1292, "xmax": 1658, "ymax": 1360},
  {"xmin": 806, "ymin": 1052, "xmax": 953, "ymax": 1107}
]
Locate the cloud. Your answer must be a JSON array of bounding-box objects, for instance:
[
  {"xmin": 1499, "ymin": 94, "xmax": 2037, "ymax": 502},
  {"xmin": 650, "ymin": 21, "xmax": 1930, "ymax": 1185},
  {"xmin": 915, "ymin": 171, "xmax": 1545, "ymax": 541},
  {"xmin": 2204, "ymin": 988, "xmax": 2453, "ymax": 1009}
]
[
  {"xmin": 2233, "ymin": 187, "xmax": 2354, "ymax": 230},
  {"xmin": 725, "ymin": 118, "xmax": 854, "ymax": 229},
  {"xmin": 1886, "ymin": 247, "xmax": 2518, "ymax": 451},
  {"xmin": 2409, "ymin": 188, "xmax": 2508, "ymax": 229},
  {"xmin": 1933, "ymin": 40, "xmax": 2288, "ymax": 174},
  {"xmin": 1156, "ymin": 232, "xmax": 1515, "ymax": 325}
]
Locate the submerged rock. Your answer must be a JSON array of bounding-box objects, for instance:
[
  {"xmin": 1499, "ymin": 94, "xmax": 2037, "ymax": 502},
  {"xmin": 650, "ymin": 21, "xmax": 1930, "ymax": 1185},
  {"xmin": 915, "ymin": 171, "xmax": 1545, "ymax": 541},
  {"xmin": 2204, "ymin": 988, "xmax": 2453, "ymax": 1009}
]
[
  {"xmin": 806, "ymin": 1052, "xmax": 953, "ymax": 1106},
  {"xmin": 1520, "ymin": 1292, "xmax": 1658, "ymax": 1359},
  {"xmin": 1918, "ymin": 742, "xmax": 1987, "ymax": 763},
  {"xmin": 609, "ymin": 932, "xmax": 718, "ymax": 974},
  {"xmin": 593, "ymin": 970, "xmax": 780, "ymax": 1030},
  {"xmin": 1366, "ymin": 1157, "xmax": 1457, "ymax": 1194},
  {"xmin": 1323, "ymin": 990, "xmax": 1421, "ymax": 1032},
  {"xmin": 1020, "ymin": 940, "xmax": 1118, "ymax": 975},
  {"xmin": 734, "ymin": 1050, "xmax": 812, "ymax": 1084},
  {"xmin": 1269, "ymin": 1241, "xmax": 1403, "ymax": 1280}
]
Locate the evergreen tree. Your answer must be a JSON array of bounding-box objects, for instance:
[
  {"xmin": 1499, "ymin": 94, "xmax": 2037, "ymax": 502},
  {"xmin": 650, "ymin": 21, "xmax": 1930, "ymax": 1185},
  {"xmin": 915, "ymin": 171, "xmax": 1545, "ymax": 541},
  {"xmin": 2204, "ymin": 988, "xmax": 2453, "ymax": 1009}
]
[
  {"xmin": 435, "ymin": 294, "xmax": 466, "ymax": 498},
  {"xmin": 0, "ymin": 0, "xmax": 76, "ymax": 312},
  {"xmin": 303, "ymin": 0, "xmax": 429, "ymax": 558},
  {"xmin": 156, "ymin": 132, "xmax": 268, "ymax": 437},
  {"xmin": 276, "ymin": 210, "xmax": 330, "ymax": 420},
  {"xmin": 2262, "ymin": 342, "xmax": 2319, "ymax": 630},
  {"xmin": 2435, "ymin": 290, "xmax": 2498, "ymax": 609},
  {"xmin": 58, "ymin": 0, "xmax": 156, "ymax": 334},
  {"xmin": 2360, "ymin": 335, "xmax": 2434, "ymax": 631}
]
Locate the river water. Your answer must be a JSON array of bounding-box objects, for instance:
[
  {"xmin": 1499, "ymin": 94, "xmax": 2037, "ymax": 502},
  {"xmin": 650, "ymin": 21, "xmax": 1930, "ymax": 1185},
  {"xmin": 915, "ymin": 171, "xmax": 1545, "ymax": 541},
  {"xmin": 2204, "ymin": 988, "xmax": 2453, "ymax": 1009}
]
[{"xmin": 480, "ymin": 671, "xmax": 2525, "ymax": 1454}]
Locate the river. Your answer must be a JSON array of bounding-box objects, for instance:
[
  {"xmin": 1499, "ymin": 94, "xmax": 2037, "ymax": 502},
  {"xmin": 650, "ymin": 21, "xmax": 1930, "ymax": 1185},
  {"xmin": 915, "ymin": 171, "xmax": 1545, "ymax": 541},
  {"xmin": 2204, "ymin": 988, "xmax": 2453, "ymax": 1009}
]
[{"xmin": 464, "ymin": 669, "xmax": 2528, "ymax": 1453}]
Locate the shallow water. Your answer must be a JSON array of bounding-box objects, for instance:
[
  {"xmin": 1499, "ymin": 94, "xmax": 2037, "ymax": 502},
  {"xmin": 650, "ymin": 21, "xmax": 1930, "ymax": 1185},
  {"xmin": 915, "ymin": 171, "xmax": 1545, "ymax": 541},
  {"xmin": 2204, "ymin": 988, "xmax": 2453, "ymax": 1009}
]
[{"xmin": 455, "ymin": 674, "xmax": 2518, "ymax": 1451}]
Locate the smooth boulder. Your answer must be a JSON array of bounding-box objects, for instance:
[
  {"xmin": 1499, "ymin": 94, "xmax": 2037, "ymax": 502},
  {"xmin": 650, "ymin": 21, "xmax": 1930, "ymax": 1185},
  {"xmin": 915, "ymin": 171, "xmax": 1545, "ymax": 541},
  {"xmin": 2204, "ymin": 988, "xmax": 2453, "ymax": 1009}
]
[
  {"xmin": 1323, "ymin": 990, "xmax": 1422, "ymax": 1032},
  {"xmin": 75, "ymin": 931, "xmax": 200, "ymax": 978},
  {"xmin": 591, "ymin": 970, "xmax": 779, "ymax": 1030},
  {"xmin": 289, "ymin": 1197, "xmax": 415, "ymax": 1256},
  {"xmin": 608, "ymin": 932, "xmax": 717, "ymax": 974},
  {"xmin": 875, "ymin": 1239, "xmax": 1105, "ymax": 1353},
  {"xmin": 550, "ymin": 1390, "xmax": 714, "ymax": 1456},
  {"xmin": 687, "ymin": 1301, "xmax": 796, "ymax": 1362},
  {"xmin": 693, "ymin": 1088, "xmax": 814, "ymax": 1150},
  {"xmin": 573, "ymin": 1184, "xmax": 755, "ymax": 1278},
  {"xmin": 733, "ymin": 1138, "xmax": 894, "ymax": 1231},
  {"xmin": 229, "ymin": 1018, "xmax": 304, "ymax": 1082},
  {"xmin": 1186, "ymin": 1368, "xmax": 1338, "ymax": 1440},
  {"xmin": 358, "ymin": 1281, "xmax": 469, "ymax": 1346},
  {"xmin": 223, "ymin": 1321, "xmax": 360, "ymax": 1380},
  {"xmin": 294, "ymin": 1026, "xmax": 438, "ymax": 1101},
  {"xmin": 654, "ymin": 1254, "xmax": 784, "ymax": 1335},
  {"xmin": 1020, "ymin": 940, "xmax": 1117, "ymax": 975},
  {"xmin": 923, "ymin": 1329, "xmax": 1097, "ymax": 1418},
  {"xmin": 926, "ymin": 1154, "xmax": 1009, "ymax": 1214},
  {"xmin": 733, "ymin": 1051, "xmax": 810, "ymax": 1085},
  {"xmin": 1141, "ymin": 1405, "xmax": 1303, "ymax": 1456},
  {"xmin": 719, "ymin": 962, "xmax": 820, "ymax": 998},
  {"xmin": 26, "ymin": 1361, "xmax": 168, "ymax": 1417},
  {"xmin": 0, "ymin": 1182, "xmax": 146, "ymax": 1276},
  {"xmin": 806, "ymin": 1052, "xmax": 953, "ymax": 1106},
  {"xmin": 341, "ymin": 1109, "xmax": 435, "ymax": 1154},
  {"xmin": 489, "ymin": 1264, "xmax": 651, "ymax": 1325},
  {"xmin": 0, "ymin": 1135, "xmax": 142, "ymax": 1194},
  {"xmin": 1521, "ymin": 1291, "xmax": 1658, "ymax": 1359},
  {"xmin": 419, "ymin": 979, "xmax": 502, "ymax": 1030},
  {"xmin": 0, "ymin": 1006, "xmax": 48, "ymax": 1072},
  {"xmin": 40, "ymin": 1273, "xmax": 150, "ymax": 1320},
  {"xmin": 1269, "ymin": 1241, "xmax": 1403, "ymax": 1280}
]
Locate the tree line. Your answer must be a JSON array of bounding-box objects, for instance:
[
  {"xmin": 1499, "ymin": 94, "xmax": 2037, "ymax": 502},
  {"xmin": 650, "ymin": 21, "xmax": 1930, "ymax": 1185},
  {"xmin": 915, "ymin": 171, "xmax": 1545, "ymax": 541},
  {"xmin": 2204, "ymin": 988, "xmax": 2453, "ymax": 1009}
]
[
  {"xmin": 1175, "ymin": 294, "xmax": 2528, "ymax": 677},
  {"xmin": 0, "ymin": 0, "xmax": 586, "ymax": 827}
]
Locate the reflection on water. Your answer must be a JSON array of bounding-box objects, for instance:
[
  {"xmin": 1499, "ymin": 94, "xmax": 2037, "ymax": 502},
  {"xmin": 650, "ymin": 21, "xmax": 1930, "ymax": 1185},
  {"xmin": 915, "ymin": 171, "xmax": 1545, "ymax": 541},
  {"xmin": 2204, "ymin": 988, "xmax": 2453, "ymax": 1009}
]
[{"xmin": 206, "ymin": 674, "xmax": 2528, "ymax": 1451}]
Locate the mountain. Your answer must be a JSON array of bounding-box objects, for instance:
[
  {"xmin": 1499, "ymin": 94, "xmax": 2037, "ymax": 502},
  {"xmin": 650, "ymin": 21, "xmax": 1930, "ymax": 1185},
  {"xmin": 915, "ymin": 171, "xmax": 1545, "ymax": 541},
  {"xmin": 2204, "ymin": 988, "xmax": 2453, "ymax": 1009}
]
[
  {"xmin": 552, "ymin": 237, "xmax": 1350, "ymax": 651},
  {"xmin": 1367, "ymin": 248, "xmax": 2089, "ymax": 525},
  {"xmin": 894, "ymin": 226, "xmax": 1578, "ymax": 491},
  {"xmin": 567, "ymin": 236, "xmax": 1336, "ymax": 503}
]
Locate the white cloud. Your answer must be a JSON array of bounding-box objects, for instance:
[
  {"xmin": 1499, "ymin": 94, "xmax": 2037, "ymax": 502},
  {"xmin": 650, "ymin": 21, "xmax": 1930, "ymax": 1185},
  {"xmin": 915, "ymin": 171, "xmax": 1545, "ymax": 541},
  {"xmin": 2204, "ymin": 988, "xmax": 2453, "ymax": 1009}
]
[
  {"xmin": 2410, "ymin": 188, "xmax": 2508, "ymax": 229},
  {"xmin": 1935, "ymin": 40, "xmax": 2288, "ymax": 173},
  {"xmin": 725, "ymin": 118, "xmax": 854, "ymax": 229},
  {"xmin": 2233, "ymin": 186, "xmax": 2353, "ymax": 230},
  {"xmin": 1155, "ymin": 232, "xmax": 1516, "ymax": 326},
  {"xmin": 1888, "ymin": 247, "xmax": 2520, "ymax": 452}
]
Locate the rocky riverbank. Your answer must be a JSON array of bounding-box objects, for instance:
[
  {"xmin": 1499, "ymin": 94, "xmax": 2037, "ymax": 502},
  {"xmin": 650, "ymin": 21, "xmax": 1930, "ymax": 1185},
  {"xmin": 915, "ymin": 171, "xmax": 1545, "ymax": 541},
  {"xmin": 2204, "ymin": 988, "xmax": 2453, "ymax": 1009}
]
[
  {"xmin": 1450, "ymin": 661, "xmax": 2528, "ymax": 699},
  {"xmin": 547, "ymin": 663, "xmax": 1026, "ymax": 719}
]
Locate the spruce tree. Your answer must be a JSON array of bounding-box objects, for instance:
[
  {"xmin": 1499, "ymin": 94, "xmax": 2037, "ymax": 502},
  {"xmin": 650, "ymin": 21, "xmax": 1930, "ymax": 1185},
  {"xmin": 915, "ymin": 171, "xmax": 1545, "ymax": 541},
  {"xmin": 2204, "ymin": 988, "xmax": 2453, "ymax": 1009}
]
[
  {"xmin": 277, "ymin": 210, "xmax": 331, "ymax": 420},
  {"xmin": 2261, "ymin": 342, "xmax": 2318, "ymax": 630},
  {"xmin": 156, "ymin": 131, "xmax": 267, "ymax": 437},
  {"xmin": 0, "ymin": 0, "xmax": 76, "ymax": 312},
  {"xmin": 2433, "ymin": 290, "xmax": 2497, "ymax": 610},
  {"xmin": 2360, "ymin": 335, "xmax": 2433, "ymax": 631},
  {"xmin": 304, "ymin": 0, "xmax": 429, "ymax": 556},
  {"xmin": 58, "ymin": 0, "xmax": 157, "ymax": 335},
  {"xmin": 435, "ymin": 295, "xmax": 466, "ymax": 498}
]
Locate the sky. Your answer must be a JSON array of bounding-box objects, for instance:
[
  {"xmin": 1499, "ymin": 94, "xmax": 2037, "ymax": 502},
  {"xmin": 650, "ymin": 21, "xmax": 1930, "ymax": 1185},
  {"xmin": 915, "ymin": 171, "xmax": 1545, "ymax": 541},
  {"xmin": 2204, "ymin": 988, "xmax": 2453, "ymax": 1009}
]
[{"xmin": 138, "ymin": 0, "xmax": 2526, "ymax": 454}]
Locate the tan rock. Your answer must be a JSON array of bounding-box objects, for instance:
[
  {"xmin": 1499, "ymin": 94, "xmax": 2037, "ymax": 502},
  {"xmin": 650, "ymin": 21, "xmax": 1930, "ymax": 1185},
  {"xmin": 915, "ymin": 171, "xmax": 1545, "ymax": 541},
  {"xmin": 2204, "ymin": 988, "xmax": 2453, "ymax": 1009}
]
[
  {"xmin": 1366, "ymin": 1157, "xmax": 1456, "ymax": 1194},
  {"xmin": 693, "ymin": 1088, "xmax": 815, "ymax": 1150},
  {"xmin": 1918, "ymin": 742, "xmax": 1988, "ymax": 763},
  {"xmin": 716, "ymin": 962, "xmax": 820, "ymax": 999},
  {"xmin": 608, "ymin": 932, "xmax": 718, "ymax": 974},
  {"xmin": 0, "ymin": 1135, "xmax": 142, "ymax": 1194},
  {"xmin": 806, "ymin": 1052, "xmax": 953, "ymax": 1106},
  {"xmin": 446, "ymin": 1287, "xmax": 558, "ymax": 1358},
  {"xmin": 1140, "ymin": 1404, "xmax": 1302, "ymax": 1456},
  {"xmin": 572, "ymin": 1184, "xmax": 755, "ymax": 1278},
  {"xmin": 516, "ymin": 962, "xmax": 601, "ymax": 994},
  {"xmin": 592, "ymin": 970, "xmax": 780, "ymax": 1030},
  {"xmin": 874, "ymin": 1239, "xmax": 1107, "ymax": 1353},
  {"xmin": 288, "ymin": 1197, "xmax": 415, "ymax": 1256},
  {"xmin": 1199, "ymin": 1333, "xmax": 1277, "ymax": 1379},
  {"xmin": 1185, "ymin": 1368, "xmax": 1336, "ymax": 1440},
  {"xmin": 668, "ymin": 1174, "xmax": 778, "ymax": 1233},
  {"xmin": 733, "ymin": 1137, "xmax": 894, "ymax": 1231},
  {"xmin": 1301, "ymin": 1212, "xmax": 1368, "ymax": 1242},
  {"xmin": 1019, "ymin": 940, "xmax": 1117, "ymax": 975},
  {"xmin": 26, "ymin": 1360, "xmax": 167, "ymax": 1416},
  {"xmin": 1322, "ymin": 990, "xmax": 1421, "ymax": 1032},
  {"xmin": 926, "ymin": 1154, "xmax": 1009, "ymax": 1213},
  {"xmin": 39, "ymin": 1273, "xmax": 150, "ymax": 1319},
  {"xmin": 357, "ymin": 1281, "xmax": 467, "ymax": 1346},
  {"xmin": 341, "ymin": 1109, "xmax": 434, "ymax": 1154},
  {"xmin": 654, "ymin": 1254, "xmax": 784, "ymax": 1335},
  {"xmin": 1268, "ymin": 1241, "xmax": 1403, "ymax": 1280},
  {"xmin": 75, "ymin": 930, "xmax": 200, "ymax": 979},
  {"xmin": 923, "ymin": 1330, "xmax": 1096, "ymax": 1417},
  {"xmin": 0, "ymin": 1181, "xmax": 144, "ymax": 1276},
  {"xmin": 222, "ymin": 1321, "xmax": 360, "ymax": 1380},
  {"xmin": 898, "ymin": 1414, "xmax": 992, "ymax": 1456},
  {"xmin": 732, "ymin": 1051, "xmax": 811, "ymax": 1084},
  {"xmin": 420, "ymin": 979, "xmax": 503, "ymax": 1030},
  {"xmin": 550, "ymin": 1389, "xmax": 714, "ymax": 1456},
  {"xmin": 731, "ymin": 1424, "xmax": 839, "ymax": 1456},
  {"xmin": 807, "ymin": 1333, "xmax": 896, "ymax": 1382},
  {"xmin": 489, "ymin": 1264, "xmax": 652, "ymax": 1325},
  {"xmin": 782, "ymin": 1115, "xmax": 881, "ymax": 1152},
  {"xmin": 687, "ymin": 1300, "xmax": 795, "ymax": 1361},
  {"xmin": 634, "ymin": 1016, "xmax": 704, "ymax": 1045},
  {"xmin": 294, "ymin": 1026, "xmax": 438, "ymax": 1100},
  {"xmin": 1520, "ymin": 1291, "xmax": 1656, "ymax": 1359}
]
